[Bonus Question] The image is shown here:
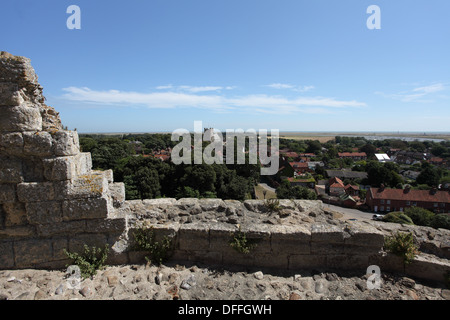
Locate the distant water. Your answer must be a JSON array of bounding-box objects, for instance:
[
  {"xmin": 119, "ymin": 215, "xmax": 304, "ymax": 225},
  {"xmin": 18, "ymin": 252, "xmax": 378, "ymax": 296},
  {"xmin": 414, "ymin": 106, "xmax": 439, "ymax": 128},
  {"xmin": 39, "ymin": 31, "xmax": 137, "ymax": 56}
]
[{"xmin": 340, "ymin": 135, "xmax": 445, "ymax": 143}]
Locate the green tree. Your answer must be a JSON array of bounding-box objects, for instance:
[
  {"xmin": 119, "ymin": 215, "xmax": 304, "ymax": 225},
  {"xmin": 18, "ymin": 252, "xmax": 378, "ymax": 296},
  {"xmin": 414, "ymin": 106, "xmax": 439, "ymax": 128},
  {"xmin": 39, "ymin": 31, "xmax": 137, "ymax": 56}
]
[
  {"xmin": 404, "ymin": 207, "xmax": 435, "ymax": 227},
  {"xmin": 416, "ymin": 166, "xmax": 441, "ymax": 187}
]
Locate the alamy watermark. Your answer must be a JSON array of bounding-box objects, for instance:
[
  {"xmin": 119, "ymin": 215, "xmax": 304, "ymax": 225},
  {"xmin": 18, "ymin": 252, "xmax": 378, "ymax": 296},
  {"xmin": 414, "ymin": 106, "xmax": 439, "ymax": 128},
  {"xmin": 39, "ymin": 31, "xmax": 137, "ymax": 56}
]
[
  {"xmin": 171, "ymin": 121, "xmax": 279, "ymax": 176},
  {"xmin": 366, "ymin": 265, "xmax": 382, "ymax": 290},
  {"xmin": 66, "ymin": 5, "xmax": 380, "ymax": 31}
]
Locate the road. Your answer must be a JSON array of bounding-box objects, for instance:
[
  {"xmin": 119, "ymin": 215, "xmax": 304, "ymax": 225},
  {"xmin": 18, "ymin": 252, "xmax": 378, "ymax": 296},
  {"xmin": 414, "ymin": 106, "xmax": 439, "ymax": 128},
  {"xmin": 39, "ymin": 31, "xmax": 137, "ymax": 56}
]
[{"xmin": 323, "ymin": 203, "xmax": 376, "ymax": 222}]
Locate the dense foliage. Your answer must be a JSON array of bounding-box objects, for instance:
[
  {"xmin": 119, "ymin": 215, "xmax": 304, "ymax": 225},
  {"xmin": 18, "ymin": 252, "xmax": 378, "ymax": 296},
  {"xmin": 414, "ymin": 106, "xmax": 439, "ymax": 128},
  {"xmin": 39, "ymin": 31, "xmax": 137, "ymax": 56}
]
[{"xmin": 80, "ymin": 134, "xmax": 258, "ymax": 200}]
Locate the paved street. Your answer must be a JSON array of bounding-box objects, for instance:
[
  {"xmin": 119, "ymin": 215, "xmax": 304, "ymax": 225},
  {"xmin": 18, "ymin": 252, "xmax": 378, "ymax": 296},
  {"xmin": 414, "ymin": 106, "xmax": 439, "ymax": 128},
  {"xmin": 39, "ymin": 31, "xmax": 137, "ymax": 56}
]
[{"xmin": 323, "ymin": 203, "xmax": 377, "ymax": 222}]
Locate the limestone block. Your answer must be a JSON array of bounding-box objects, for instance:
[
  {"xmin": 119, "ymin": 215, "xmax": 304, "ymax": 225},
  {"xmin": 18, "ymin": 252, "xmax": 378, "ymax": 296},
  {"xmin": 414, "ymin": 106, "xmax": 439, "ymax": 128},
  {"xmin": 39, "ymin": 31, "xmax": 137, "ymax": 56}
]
[
  {"xmin": 76, "ymin": 152, "xmax": 92, "ymax": 175},
  {"xmin": 222, "ymin": 249, "xmax": 255, "ymax": 266},
  {"xmin": 253, "ymin": 253, "xmax": 288, "ymax": 269},
  {"xmin": 13, "ymin": 239, "xmax": 52, "ymax": 267},
  {"xmin": 109, "ymin": 182, "xmax": 126, "ymax": 207},
  {"xmin": 36, "ymin": 220, "xmax": 86, "ymax": 237},
  {"xmin": 3, "ymin": 202, "xmax": 27, "ymax": 226},
  {"xmin": 22, "ymin": 158, "xmax": 45, "ymax": 182},
  {"xmin": 51, "ymin": 237, "xmax": 69, "ymax": 260},
  {"xmin": 142, "ymin": 198, "xmax": 177, "ymax": 209},
  {"xmin": 102, "ymin": 169, "xmax": 114, "ymax": 183},
  {"xmin": 17, "ymin": 182, "xmax": 55, "ymax": 202},
  {"xmin": 311, "ymin": 223, "xmax": 344, "ymax": 243},
  {"xmin": 289, "ymin": 254, "xmax": 327, "ymax": 270},
  {"xmin": 198, "ymin": 198, "xmax": 226, "ymax": 212},
  {"xmin": 239, "ymin": 223, "xmax": 272, "ymax": 254},
  {"xmin": 0, "ymin": 82, "xmax": 23, "ymax": 106},
  {"xmin": 270, "ymin": 225, "xmax": 311, "ymax": 255},
  {"xmin": 368, "ymin": 252, "xmax": 405, "ymax": 274},
  {"xmin": 344, "ymin": 221, "xmax": 386, "ymax": 248},
  {"xmin": 209, "ymin": 223, "xmax": 239, "ymax": 252},
  {"xmin": 327, "ymin": 255, "xmax": 369, "ymax": 270},
  {"xmin": 179, "ymin": 223, "xmax": 210, "ymax": 251},
  {"xmin": 52, "ymin": 130, "xmax": 80, "ymax": 156},
  {"xmin": 0, "ymin": 132, "xmax": 24, "ymax": 155},
  {"xmin": 294, "ymin": 200, "xmax": 324, "ymax": 214},
  {"xmin": 58, "ymin": 171, "xmax": 109, "ymax": 200},
  {"xmin": 146, "ymin": 223, "xmax": 179, "ymax": 243},
  {"xmin": 176, "ymin": 198, "xmax": 199, "ymax": 210},
  {"xmin": 23, "ymin": 131, "xmax": 53, "ymax": 156},
  {"xmin": 42, "ymin": 156, "xmax": 77, "ymax": 181},
  {"xmin": 62, "ymin": 196, "xmax": 111, "ymax": 221},
  {"xmin": 310, "ymin": 242, "xmax": 346, "ymax": 255},
  {"xmin": 404, "ymin": 253, "xmax": 450, "ymax": 282},
  {"xmin": 85, "ymin": 218, "xmax": 127, "ymax": 234},
  {"xmin": 68, "ymin": 233, "xmax": 108, "ymax": 254},
  {"xmin": 0, "ymin": 105, "xmax": 42, "ymax": 132},
  {"xmin": 0, "ymin": 157, "xmax": 23, "ymax": 183},
  {"xmin": 0, "ymin": 225, "xmax": 36, "ymax": 238},
  {"xmin": 0, "ymin": 184, "xmax": 16, "ymax": 204},
  {"xmin": 0, "ymin": 241, "xmax": 15, "ymax": 268},
  {"xmin": 26, "ymin": 201, "xmax": 63, "ymax": 225},
  {"xmin": 243, "ymin": 200, "xmax": 267, "ymax": 212}
]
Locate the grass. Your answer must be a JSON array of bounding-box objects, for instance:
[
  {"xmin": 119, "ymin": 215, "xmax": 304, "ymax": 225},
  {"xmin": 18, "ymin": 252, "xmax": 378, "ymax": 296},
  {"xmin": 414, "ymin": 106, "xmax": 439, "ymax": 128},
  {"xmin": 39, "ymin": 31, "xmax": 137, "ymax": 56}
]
[{"xmin": 254, "ymin": 185, "xmax": 277, "ymax": 200}]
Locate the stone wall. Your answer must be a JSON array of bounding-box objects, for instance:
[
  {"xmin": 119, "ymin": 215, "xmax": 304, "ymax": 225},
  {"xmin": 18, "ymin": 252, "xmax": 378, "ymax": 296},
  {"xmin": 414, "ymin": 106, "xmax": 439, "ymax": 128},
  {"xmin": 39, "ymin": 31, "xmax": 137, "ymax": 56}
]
[
  {"xmin": 120, "ymin": 198, "xmax": 450, "ymax": 283},
  {"xmin": 0, "ymin": 52, "xmax": 449, "ymax": 285},
  {"xmin": 0, "ymin": 52, "xmax": 128, "ymax": 269}
]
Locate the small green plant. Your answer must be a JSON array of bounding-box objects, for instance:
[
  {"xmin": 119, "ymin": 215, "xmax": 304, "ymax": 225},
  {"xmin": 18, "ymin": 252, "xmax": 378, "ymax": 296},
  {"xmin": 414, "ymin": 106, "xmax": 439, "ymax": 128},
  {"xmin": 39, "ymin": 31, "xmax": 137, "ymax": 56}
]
[
  {"xmin": 384, "ymin": 231, "xmax": 419, "ymax": 265},
  {"xmin": 133, "ymin": 226, "xmax": 173, "ymax": 265},
  {"xmin": 229, "ymin": 226, "xmax": 257, "ymax": 254},
  {"xmin": 264, "ymin": 198, "xmax": 281, "ymax": 213},
  {"xmin": 64, "ymin": 244, "xmax": 109, "ymax": 279}
]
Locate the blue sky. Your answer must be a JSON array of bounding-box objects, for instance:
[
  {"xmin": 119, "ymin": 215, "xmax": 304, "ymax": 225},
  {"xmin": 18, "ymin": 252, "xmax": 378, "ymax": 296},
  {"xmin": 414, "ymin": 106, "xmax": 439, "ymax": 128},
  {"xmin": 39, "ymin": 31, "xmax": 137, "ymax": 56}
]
[{"xmin": 1, "ymin": 0, "xmax": 450, "ymax": 133}]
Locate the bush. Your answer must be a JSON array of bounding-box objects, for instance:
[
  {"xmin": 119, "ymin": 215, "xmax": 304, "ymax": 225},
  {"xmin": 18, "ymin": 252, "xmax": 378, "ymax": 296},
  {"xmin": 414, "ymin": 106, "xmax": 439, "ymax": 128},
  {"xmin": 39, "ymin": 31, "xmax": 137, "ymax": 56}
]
[
  {"xmin": 404, "ymin": 207, "xmax": 435, "ymax": 227},
  {"xmin": 382, "ymin": 212, "xmax": 414, "ymax": 225},
  {"xmin": 431, "ymin": 214, "xmax": 450, "ymax": 230},
  {"xmin": 384, "ymin": 231, "xmax": 419, "ymax": 265},
  {"xmin": 64, "ymin": 244, "xmax": 109, "ymax": 279}
]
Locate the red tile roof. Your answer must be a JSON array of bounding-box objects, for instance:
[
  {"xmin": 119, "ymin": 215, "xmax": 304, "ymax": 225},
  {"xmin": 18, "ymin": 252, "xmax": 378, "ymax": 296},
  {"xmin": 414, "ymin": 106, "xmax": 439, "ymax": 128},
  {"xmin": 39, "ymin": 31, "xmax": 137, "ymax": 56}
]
[
  {"xmin": 369, "ymin": 187, "xmax": 450, "ymax": 203},
  {"xmin": 283, "ymin": 152, "xmax": 299, "ymax": 158},
  {"xmin": 289, "ymin": 162, "xmax": 309, "ymax": 168},
  {"xmin": 338, "ymin": 152, "xmax": 367, "ymax": 157},
  {"xmin": 329, "ymin": 177, "xmax": 345, "ymax": 188}
]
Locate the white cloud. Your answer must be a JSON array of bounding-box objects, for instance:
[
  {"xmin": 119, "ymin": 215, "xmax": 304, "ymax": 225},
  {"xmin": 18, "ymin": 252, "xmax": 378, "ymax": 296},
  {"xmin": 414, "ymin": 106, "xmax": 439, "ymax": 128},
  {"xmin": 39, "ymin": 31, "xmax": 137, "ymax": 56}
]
[
  {"xmin": 265, "ymin": 83, "xmax": 295, "ymax": 90},
  {"xmin": 61, "ymin": 86, "xmax": 366, "ymax": 114},
  {"xmin": 376, "ymin": 83, "xmax": 447, "ymax": 102},
  {"xmin": 265, "ymin": 83, "xmax": 315, "ymax": 93}
]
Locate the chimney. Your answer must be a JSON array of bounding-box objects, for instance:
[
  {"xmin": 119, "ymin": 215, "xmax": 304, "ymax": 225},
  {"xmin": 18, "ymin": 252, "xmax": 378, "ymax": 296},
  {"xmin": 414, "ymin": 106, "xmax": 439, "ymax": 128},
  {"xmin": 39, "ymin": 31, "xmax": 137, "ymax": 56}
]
[
  {"xmin": 404, "ymin": 185, "xmax": 411, "ymax": 194},
  {"xmin": 379, "ymin": 183, "xmax": 385, "ymax": 192},
  {"xmin": 430, "ymin": 187, "xmax": 437, "ymax": 195}
]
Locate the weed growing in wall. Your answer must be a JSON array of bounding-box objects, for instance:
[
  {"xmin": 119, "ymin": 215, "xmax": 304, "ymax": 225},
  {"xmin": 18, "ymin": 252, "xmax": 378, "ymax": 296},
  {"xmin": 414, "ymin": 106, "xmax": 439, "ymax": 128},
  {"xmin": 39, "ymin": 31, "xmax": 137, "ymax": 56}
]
[
  {"xmin": 229, "ymin": 226, "xmax": 257, "ymax": 254},
  {"xmin": 384, "ymin": 231, "xmax": 419, "ymax": 265},
  {"xmin": 264, "ymin": 198, "xmax": 281, "ymax": 214},
  {"xmin": 64, "ymin": 244, "xmax": 109, "ymax": 279},
  {"xmin": 132, "ymin": 226, "xmax": 174, "ymax": 265}
]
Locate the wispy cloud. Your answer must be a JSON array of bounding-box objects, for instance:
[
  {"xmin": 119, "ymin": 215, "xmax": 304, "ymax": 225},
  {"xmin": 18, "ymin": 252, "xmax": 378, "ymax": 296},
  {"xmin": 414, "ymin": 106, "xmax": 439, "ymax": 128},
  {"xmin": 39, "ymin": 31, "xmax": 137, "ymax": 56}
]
[
  {"xmin": 376, "ymin": 83, "xmax": 447, "ymax": 102},
  {"xmin": 265, "ymin": 83, "xmax": 315, "ymax": 93},
  {"xmin": 156, "ymin": 85, "xmax": 235, "ymax": 93},
  {"xmin": 61, "ymin": 86, "xmax": 366, "ymax": 114}
]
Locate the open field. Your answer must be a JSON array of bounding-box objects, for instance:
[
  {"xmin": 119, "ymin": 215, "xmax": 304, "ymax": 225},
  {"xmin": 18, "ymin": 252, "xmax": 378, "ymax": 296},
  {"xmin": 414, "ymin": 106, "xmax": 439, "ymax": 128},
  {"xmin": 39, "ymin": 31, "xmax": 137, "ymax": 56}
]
[
  {"xmin": 254, "ymin": 184, "xmax": 277, "ymax": 200},
  {"xmin": 279, "ymin": 132, "xmax": 450, "ymax": 142}
]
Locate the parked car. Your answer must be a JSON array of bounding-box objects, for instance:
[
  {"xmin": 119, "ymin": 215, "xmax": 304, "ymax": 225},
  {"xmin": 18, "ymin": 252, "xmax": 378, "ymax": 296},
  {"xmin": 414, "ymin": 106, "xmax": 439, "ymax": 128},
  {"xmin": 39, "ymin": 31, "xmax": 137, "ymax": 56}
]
[{"xmin": 372, "ymin": 214, "xmax": 383, "ymax": 221}]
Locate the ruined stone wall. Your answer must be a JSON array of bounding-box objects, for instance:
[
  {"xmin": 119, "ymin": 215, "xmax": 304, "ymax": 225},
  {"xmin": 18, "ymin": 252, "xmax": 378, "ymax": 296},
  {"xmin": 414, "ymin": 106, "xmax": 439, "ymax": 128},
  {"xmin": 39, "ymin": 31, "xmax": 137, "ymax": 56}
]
[
  {"xmin": 0, "ymin": 52, "xmax": 448, "ymax": 285},
  {"xmin": 0, "ymin": 52, "xmax": 128, "ymax": 269}
]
